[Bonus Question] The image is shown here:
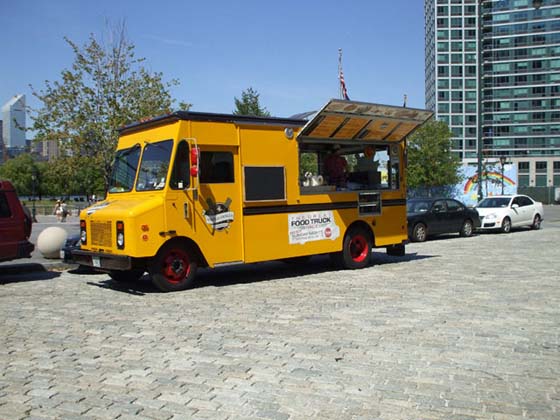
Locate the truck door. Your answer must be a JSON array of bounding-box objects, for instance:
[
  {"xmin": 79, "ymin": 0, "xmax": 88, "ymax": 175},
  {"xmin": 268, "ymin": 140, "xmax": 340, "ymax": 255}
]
[
  {"xmin": 165, "ymin": 141, "xmax": 243, "ymax": 266},
  {"xmin": 194, "ymin": 146, "xmax": 244, "ymax": 265}
]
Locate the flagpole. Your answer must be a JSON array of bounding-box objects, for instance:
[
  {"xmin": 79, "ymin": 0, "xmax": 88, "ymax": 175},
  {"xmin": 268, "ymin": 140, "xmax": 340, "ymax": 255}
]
[{"xmin": 338, "ymin": 48, "xmax": 343, "ymax": 100}]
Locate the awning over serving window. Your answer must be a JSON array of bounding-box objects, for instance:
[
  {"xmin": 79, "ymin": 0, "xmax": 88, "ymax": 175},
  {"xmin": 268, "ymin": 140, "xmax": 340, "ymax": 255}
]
[{"xmin": 297, "ymin": 99, "xmax": 433, "ymax": 143}]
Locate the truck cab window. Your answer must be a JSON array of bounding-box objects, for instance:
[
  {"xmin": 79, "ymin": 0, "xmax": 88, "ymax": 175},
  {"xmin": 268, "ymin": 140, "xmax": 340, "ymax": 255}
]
[
  {"xmin": 136, "ymin": 139, "xmax": 173, "ymax": 191},
  {"xmin": 170, "ymin": 141, "xmax": 190, "ymax": 189},
  {"xmin": 108, "ymin": 144, "xmax": 141, "ymax": 193},
  {"xmin": 199, "ymin": 152, "xmax": 234, "ymax": 183}
]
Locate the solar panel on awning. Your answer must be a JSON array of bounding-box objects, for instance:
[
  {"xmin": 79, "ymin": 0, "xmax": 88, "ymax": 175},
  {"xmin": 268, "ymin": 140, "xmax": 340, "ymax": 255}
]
[{"xmin": 297, "ymin": 99, "xmax": 433, "ymax": 143}]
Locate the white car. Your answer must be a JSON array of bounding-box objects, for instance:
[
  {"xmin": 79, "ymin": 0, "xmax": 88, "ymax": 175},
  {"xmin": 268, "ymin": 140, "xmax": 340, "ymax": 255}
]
[{"xmin": 476, "ymin": 195, "xmax": 544, "ymax": 233}]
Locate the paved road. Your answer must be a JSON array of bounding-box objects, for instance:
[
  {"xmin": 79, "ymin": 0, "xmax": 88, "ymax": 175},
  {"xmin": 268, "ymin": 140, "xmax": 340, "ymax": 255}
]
[{"xmin": 0, "ymin": 209, "xmax": 559, "ymax": 419}]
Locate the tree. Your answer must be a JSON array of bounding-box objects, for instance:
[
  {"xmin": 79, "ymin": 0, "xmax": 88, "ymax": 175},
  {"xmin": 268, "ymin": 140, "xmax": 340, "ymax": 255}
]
[
  {"xmin": 407, "ymin": 119, "xmax": 461, "ymax": 196},
  {"xmin": 233, "ymin": 87, "xmax": 270, "ymax": 117},
  {"xmin": 0, "ymin": 154, "xmax": 39, "ymax": 196},
  {"xmin": 30, "ymin": 22, "xmax": 190, "ymax": 193}
]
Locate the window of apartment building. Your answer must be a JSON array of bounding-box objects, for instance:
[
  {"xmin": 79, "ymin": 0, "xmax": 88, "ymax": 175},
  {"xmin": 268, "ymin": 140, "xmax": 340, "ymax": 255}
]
[
  {"xmin": 452, "ymin": 127, "xmax": 463, "ymax": 137},
  {"xmin": 451, "ymin": 66, "xmax": 463, "ymax": 76},
  {"xmin": 438, "ymin": 66, "xmax": 449, "ymax": 77},
  {"xmin": 536, "ymin": 175, "xmax": 547, "ymax": 187},
  {"xmin": 532, "ymin": 112, "xmax": 545, "ymax": 122},
  {"xmin": 465, "ymin": 5, "xmax": 475, "ymax": 14},
  {"xmin": 452, "ymin": 103, "xmax": 463, "ymax": 113},
  {"xmin": 466, "ymin": 127, "xmax": 477, "ymax": 136},
  {"xmin": 465, "ymin": 103, "xmax": 477, "ymax": 113},
  {"xmin": 466, "ymin": 139, "xmax": 476, "ymax": 149},
  {"xmin": 437, "ymin": 6, "xmax": 448, "ymax": 14},
  {"xmin": 465, "ymin": 53, "xmax": 476, "ymax": 63},
  {"xmin": 438, "ymin": 91, "xmax": 449, "ymax": 100},
  {"xmin": 518, "ymin": 175, "xmax": 530, "ymax": 187},
  {"xmin": 437, "ymin": 42, "xmax": 449, "ymax": 51},
  {"xmin": 451, "ymin": 79, "xmax": 462, "ymax": 89},
  {"xmin": 451, "ymin": 30, "xmax": 462, "ymax": 39},
  {"xmin": 451, "ymin": 17, "xmax": 462, "ymax": 27},
  {"xmin": 451, "ymin": 53, "xmax": 462, "ymax": 63},
  {"xmin": 439, "ymin": 115, "xmax": 450, "ymax": 124},
  {"xmin": 465, "ymin": 91, "xmax": 477, "ymax": 101},
  {"xmin": 465, "ymin": 30, "xmax": 476, "ymax": 39},
  {"xmin": 466, "ymin": 115, "xmax": 477, "ymax": 125},
  {"xmin": 438, "ymin": 54, "xmax": 449, "ymax": 63},
  {"xmin": 554, "ymin": 161, "xmax": 560, "ymax": 172},
  {"xmin": 437, "ymin": 30, "xmax": 449, "ymax": 40},
  {"xmin": 465, "ymin": 79, "xmax": 476, "ymax": 89},
  {"xmin": 452, "ymin": 115, "xmax": 463, "ymax": 125},
  {"xmin": 451, "ymin": 91, "xmax": 463, "ymax": 101},
  {"xmin": 437, "ymin": 18, "xmax": 448, "ymax": 27},
  {"xmin": 438, "ymin": 79, "xmax": 450, "ymax": 88},
  {"xmin": 518, "ymin": 162, "xmax": 529, "ymax": 173},
  {"xmin": 536, "ymin": 161, "xmax": 547, "ymax": 173},
  {"xmin": 465, "ymin": 41, "xmax": 476, "ymax": 51},
  {"xmin": 451, "ymin": 41, "xmax": 462, "ymax": 51},
  {"xmin": 465, "ymin": 17, "xmax": 476, "ymax": 26},
  {"xmin": 438, "ymin": 103, "xmax": 450, "ymax": 113},
  {"xmin": 532, "ymin": 60, "xmax": 543, "ymax": 70},
  {"xmin": 451, "ymin": 6, "xmax": 462, "ymax": 15}
]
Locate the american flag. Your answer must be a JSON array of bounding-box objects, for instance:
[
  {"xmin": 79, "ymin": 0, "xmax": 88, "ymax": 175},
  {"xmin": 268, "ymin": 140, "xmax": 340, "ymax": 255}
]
[{"xmin": 339, "ymin": 68, "xmax": 350, "ymax": 100}]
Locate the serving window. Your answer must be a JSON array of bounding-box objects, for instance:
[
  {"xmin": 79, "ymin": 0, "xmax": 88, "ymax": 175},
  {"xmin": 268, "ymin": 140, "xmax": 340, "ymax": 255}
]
[{"xmin": 298, "ymin": 141, "xmax": 400, "ymax": 194}]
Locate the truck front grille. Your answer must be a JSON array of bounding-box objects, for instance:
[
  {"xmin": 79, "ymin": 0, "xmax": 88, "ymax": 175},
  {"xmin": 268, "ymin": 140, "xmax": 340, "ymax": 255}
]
[{"xmin": 91, "ymin": 221, "xmax": 112, "ymax": 248}]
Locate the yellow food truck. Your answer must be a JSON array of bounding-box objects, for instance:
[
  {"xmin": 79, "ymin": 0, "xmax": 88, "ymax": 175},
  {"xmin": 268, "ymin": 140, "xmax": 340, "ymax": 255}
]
[{"xmin": 74, "ymin": 99, "xmax": 432, "ymax": 291}]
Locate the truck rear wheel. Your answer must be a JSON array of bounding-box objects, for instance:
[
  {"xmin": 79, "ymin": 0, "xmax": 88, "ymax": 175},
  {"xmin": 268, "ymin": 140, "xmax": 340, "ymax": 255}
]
[
  {"xmin": 149, "ymin": 243, "xmax": 198, "ymax": 292},
  {"xmin": 333, "ymin": 226, "xmax": 372, "ymax": 269}
]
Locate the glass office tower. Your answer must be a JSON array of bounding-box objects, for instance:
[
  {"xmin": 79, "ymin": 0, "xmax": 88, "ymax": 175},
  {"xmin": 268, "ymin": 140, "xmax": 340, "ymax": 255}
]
[{"xmin": 425, "ymin": 0, "xmax": 560, "ymax": 188}]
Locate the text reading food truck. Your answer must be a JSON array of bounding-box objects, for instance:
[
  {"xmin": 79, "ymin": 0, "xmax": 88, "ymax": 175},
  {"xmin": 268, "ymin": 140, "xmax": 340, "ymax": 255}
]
[{"xmin": 74, "ymin": 99, "xmax": 433, "ymax": 291}]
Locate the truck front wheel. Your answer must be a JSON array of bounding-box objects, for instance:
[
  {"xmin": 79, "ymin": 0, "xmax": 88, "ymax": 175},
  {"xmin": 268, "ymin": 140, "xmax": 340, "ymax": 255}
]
[{"xmin": 149, "ymin": 243, "xmax": 198, "ymax": 292}]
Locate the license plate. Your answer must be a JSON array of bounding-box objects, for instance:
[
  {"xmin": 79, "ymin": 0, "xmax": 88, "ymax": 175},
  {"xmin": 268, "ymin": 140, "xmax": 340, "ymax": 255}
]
[{"xmin": 92, "ymin": 257, "xmax": 101, "ymax": 268}]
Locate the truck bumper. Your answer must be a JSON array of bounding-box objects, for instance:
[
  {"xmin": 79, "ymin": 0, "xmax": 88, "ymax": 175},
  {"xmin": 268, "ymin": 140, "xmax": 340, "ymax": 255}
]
[{"xmin": 72, "ymin": 250, "xmax": 133, "ymax": 271}]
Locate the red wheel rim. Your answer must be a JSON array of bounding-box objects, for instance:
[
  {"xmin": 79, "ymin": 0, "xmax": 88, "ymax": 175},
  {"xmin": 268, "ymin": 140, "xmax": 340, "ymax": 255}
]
[
  {"xmin": 349, "ymin": 235, "xmax": 368, "ymax": 262},
  {"xmin": 161, "ymin": 248, "xmax": 191, "ymax": 284}
]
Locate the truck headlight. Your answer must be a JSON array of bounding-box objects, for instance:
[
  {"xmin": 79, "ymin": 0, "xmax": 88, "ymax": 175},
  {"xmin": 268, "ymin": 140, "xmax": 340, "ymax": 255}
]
[{"xmin": 116, "ymin": 221, "xmax": 125, "ymax": 249}]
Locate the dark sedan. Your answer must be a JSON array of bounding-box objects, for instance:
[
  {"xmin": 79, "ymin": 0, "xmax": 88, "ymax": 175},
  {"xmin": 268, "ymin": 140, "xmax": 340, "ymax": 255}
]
[{"xmin": 407, "ymin": 198, "xmax": 481, "ymax": 242}]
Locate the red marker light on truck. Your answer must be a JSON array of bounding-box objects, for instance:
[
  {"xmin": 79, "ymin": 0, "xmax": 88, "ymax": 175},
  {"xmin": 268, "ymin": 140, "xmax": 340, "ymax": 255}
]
[{"xmin": 190, "ymin": 146, "xmax": 199, "ymax": 177}]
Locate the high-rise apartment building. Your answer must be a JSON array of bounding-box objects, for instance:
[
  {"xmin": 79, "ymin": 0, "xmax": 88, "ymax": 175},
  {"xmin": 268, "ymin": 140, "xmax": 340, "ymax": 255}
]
[
  {"xmin": 1, "ymin": 95, "xmax": 26, "ymax": 150},
  {"xmin": 425, "ymin": 0, "xmax": 560, "ymax": 188}
]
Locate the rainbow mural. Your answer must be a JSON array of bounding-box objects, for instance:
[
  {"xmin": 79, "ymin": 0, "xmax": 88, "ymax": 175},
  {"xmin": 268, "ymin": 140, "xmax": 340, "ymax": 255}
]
[
  {"xmin": 456, "ymin": 165, "xmax": 518, "ymax": 206},
  {"xmin": 463, "ymin": 171, "xmax": 516, "ymax": 194}
]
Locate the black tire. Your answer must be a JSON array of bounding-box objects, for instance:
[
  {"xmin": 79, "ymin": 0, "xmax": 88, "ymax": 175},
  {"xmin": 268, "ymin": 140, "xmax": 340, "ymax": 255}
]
[
  {"xmin": 108, "ymin": 269, "xmax": 144, "ymax": 283},
  {"xmin": 149, "ymin": 242, "xmax": 198, "ymax": 292},
  {"xmin": 459, "ymin": 219, "xmax": 474, "ymax": 237},
  {"xmin": 501, "ymin": 217, "xmax": 512, "ymax": 233},
  {"xmin": 335, "ymin": 226, "xmax": 373, "ymax": 269},
  {"xmin": 531, "ymin": 214, "xmax": 542, "ymax": 230},
  {"xmin": 386, "ymin": 244, "xmax": 405, "ymax": 257},
  {"xmin": 411, "ymin": 223, "xmax": 427, "ymax": 242}
]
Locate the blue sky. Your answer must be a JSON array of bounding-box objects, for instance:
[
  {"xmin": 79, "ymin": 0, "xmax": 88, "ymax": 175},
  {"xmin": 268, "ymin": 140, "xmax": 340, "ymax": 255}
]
[{"xmin": 0, "ymin": 0, "xmax": 426, "ymax": 125}]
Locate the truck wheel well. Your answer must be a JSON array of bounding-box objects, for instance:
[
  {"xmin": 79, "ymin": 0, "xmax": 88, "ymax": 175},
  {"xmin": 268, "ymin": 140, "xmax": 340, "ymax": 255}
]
[
  {"xmin": 345, "ymin": 220, "xmax": 375, "ymax": 247},
  {"xmin": 158, "ymin": 236, "xmax": 209, "ymax": 268}
]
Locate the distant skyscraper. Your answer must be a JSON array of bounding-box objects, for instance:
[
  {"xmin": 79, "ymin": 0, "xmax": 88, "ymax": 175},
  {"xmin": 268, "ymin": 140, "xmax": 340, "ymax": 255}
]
[
  {"xmin": 1, "ymin": 95, "xmax": 26, "ymax": 149},
  {"xmin": 425, "ymin": 0, "xmax": 560, "ymax": 188}
]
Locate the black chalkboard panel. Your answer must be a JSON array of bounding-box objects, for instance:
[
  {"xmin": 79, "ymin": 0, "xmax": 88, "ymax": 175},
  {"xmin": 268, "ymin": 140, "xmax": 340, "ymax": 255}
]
[{"xmin": 244, "ymin": 166, "xmax": 286, "ymax": 201}]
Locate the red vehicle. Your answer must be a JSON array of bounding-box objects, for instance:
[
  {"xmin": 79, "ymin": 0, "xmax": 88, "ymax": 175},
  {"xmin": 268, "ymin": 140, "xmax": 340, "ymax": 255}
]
[{"xmin": 0, "ymin": 180, "xmax": 34, "ymax": 262}]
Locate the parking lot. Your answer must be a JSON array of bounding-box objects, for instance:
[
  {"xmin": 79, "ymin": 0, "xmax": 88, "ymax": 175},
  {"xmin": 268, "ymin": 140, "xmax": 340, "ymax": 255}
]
[{"xmin": 1, "ymin": 209, "xmax": 559, "ymax": 419}]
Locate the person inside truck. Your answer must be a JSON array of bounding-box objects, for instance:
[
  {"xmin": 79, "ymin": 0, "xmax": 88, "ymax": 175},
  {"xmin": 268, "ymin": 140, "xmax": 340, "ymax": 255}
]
[{"xmin": 324, "ymin": 144, "xmax": 348, "ymax": 188}]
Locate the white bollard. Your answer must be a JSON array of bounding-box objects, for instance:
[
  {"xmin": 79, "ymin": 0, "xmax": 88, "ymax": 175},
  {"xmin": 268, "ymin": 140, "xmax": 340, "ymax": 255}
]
[{"xmin": 37, "ymin": 227, "xmax": 68, "ymax": 259}]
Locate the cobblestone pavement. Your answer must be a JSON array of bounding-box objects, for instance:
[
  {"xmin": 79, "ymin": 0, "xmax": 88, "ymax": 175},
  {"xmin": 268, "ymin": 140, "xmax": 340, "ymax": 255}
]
[{"xmin": 1, "ymin": 218, "xmax": 559, "ymax": 419}]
